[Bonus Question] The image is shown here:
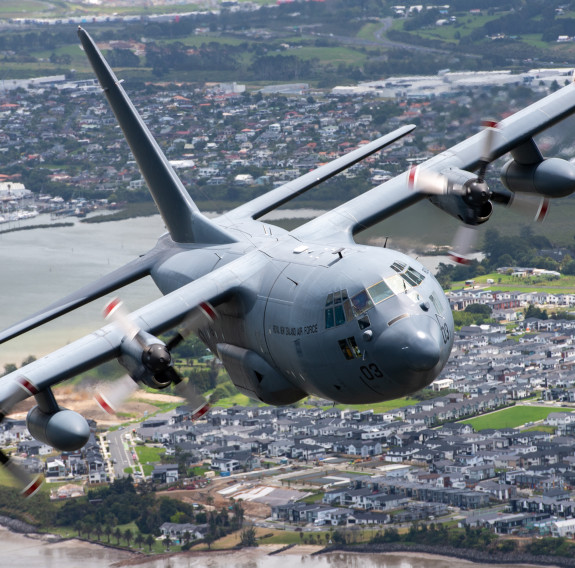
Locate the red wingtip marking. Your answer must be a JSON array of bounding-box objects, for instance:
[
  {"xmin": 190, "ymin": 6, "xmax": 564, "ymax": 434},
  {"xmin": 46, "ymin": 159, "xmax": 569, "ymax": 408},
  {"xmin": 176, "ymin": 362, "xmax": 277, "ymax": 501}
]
[
  {"xmin": 103, "ymin": 297, "xmax": 121, "ymax": 319},
  {"xmin": 22, "ymin": 475, "xmax": 43, "ymax": 498},
  {"xmin": 481, "ymin": 120, "xmax": 498, "ymax": 129},
  {"xmin": 94, "ymin": 392, "xmax": 115, "ymax": 415}
]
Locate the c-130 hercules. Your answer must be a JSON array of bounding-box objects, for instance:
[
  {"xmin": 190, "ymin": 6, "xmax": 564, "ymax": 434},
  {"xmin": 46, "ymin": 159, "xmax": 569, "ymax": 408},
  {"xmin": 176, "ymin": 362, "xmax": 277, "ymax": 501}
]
[{"xmin": 2, "ymin": 27, "xmax": 575, "ymax": 495}]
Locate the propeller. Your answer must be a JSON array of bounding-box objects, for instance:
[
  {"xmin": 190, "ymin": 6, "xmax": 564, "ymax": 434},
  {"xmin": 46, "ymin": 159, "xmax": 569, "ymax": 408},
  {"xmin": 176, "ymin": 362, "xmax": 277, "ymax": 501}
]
[
  {"xmin": 0, "ymin": 449, "xmax": 43, "ymax": 498},
  {"xmin": 409, "ymin": 120, "xmax": 549, "ymax": 264},
  {"xmin": 95, "ymin": 298, "xmax": 215, "ymax": 421},
  {"xmin": 0, "ymin": 384, "xmax": 44, "ymax": 497}
]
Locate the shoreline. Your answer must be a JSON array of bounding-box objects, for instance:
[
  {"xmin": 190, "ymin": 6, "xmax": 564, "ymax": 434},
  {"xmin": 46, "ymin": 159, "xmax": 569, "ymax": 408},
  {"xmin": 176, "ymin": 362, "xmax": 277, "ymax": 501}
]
[
  {"xmin": 317, "ymin": 543, "xmax": 565, "ymax": 568},
  {"xmin": 0, "ymin": 520, "xmax": 567, "ymax": 568}
]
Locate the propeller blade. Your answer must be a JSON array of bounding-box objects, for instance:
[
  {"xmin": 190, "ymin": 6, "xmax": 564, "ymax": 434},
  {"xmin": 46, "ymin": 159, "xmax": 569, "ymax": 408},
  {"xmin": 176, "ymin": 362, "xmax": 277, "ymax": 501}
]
[
  {"xmin": 94, "ymin": 375, "xmax": 139, "ymax": 415},
  {"xmin": 449, "ymin": 224, "xmax": 479, "ymax": 265},
  {"xmin": 507, "ymin": 193, "xmax": 550, "ymax": 223},
  {"xmin": 408, "ymin": 165, "xmax": 449, "ymax": 195},
  {"xmin": 103, "ymin": 297, "xmax": 142, "ymax": 344},
  {"xmin": 477, "ymin": 120, "xmax": 499, "ymax": 183},
  {"xmin": 174, "ymin": 379, "xmax": 210, "ymax": 421},
  {"xmin": 165, "ymin": 301, "xmax": 218, "ymax": 352},
  {"xmin": 0, "ymin": 449, "xmax": 43, "ymax": 498}
]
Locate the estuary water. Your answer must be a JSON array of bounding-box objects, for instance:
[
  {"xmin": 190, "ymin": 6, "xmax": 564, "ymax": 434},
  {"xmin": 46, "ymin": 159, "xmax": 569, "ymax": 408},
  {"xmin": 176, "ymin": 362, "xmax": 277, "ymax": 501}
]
[
  {"xmin": 0, "ymin": 528, "xmax": 554, "ymax": 568},
  {"xmin": 0, "ymin": 214, "xmax": 166, "ymax": 367}
]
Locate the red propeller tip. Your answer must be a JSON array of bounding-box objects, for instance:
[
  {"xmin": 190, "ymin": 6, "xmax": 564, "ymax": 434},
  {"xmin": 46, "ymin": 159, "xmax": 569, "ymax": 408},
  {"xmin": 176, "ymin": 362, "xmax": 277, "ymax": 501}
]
[
  {"xmin": 103, "ymin": 297, "xmax": 122, "ymax": 319},
  {"xmin": 94, "ymin": 392, "xmax": 115, "ymax": 415},
  {"xmin": 449, "ymin": 253, "xmax": 471, "ymax": 265},
  {"xmin": 535, "ymin": 198, "xmax": 550, "ymax": 222},
  {"xmin": 22, "ymin": 475, "xmax": 43, "ymax": 498},
  {"xmin": 408, "ymin": 165, "xmax": 418, "ymax": 189},
  {"xmin": 199, "ymin": 302, "xmax": 217, "ymax": 322},
  {"xmin": 191, "ymin": 403, "xmax": 210, "ymax": 421}
]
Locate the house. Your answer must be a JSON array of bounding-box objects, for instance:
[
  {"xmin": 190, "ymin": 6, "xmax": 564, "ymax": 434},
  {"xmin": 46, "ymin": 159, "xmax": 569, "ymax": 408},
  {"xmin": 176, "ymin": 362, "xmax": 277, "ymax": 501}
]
[
  {"xmin": 152, "ymin": 464, "xmax": 179, "ymax": 484},
  {"xmin": 160, "ymin": 522, "xmax": 207, "ymax": 542}
]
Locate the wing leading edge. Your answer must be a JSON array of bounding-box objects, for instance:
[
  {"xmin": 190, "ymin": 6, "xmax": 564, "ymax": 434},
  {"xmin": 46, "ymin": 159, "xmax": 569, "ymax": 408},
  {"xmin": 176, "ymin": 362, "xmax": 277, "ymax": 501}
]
[{"xmin": 0, "ymin": 250, "xmax": 267, "ymax": 417}]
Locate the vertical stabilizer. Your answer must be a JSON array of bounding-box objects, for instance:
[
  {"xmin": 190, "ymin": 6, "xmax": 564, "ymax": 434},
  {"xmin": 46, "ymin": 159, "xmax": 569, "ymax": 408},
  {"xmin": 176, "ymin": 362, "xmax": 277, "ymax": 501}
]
[{"xmin": 78, "ymin": 27, "xmax": 236, "ymax": 245}]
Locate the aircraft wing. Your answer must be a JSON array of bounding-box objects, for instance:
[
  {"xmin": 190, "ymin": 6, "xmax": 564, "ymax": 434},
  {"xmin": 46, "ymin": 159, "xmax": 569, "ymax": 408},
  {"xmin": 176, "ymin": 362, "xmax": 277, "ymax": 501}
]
[
  {"xmin": 292, "ymin": 81, "xmax": 575, "ymax": 242},
  {"xmin": 0, "ymin": 246, "xmax": 165, "ymax": 346},
  {"xmin": 224, "ymin": 124, "xmax": 415, "ymax": 222},
  {"xmin": 0, "ymin": 251, "xmax": 265, "ymax": 417}
]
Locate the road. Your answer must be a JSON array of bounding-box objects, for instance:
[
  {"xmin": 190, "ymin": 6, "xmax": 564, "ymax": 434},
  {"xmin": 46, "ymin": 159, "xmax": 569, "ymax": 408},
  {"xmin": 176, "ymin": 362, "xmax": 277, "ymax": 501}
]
[{"xmin": 106, "ymin": 428, "xmax": 142, "ymax": 479}]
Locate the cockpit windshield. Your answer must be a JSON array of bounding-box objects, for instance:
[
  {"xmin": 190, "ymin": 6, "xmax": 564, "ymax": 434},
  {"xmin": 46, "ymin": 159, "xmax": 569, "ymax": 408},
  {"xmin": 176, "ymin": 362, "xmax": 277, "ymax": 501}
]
[{"xmin": 324, "ymin": 263, "xmax": 425, "ymax": 327}]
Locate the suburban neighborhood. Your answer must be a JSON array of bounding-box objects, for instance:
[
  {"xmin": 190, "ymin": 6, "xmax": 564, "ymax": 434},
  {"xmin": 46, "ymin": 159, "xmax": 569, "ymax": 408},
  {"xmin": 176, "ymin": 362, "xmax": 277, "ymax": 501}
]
[{"xmin": 5, "ymin": 7, "xmax": 575, "ymax": 554}]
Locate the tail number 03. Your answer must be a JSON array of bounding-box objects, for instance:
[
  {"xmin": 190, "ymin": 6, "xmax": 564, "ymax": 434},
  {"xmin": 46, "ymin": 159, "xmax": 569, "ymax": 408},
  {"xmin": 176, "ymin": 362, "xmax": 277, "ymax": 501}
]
[{"xmin": 360, "ymin": 364, "xmax": 383, "ymax": 381}]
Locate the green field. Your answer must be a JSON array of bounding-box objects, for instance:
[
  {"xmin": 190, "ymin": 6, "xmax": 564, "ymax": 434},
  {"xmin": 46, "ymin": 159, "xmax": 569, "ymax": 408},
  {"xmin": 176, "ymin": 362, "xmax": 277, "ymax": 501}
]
[
  {"xmin": 462, "ymin": 405, "xmax": 572, "ymax": 430},
  {"xmin": 452, "ymin": 272, "xmax": 575, "ymax": 294}
]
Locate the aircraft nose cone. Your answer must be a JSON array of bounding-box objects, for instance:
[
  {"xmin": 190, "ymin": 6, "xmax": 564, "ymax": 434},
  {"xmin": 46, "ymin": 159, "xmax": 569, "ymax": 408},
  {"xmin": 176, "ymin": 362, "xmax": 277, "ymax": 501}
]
[
  {"xmin": 403, "ymin": 329, "xmax": 441, "ymax": 371},
  {"xmin": 376, "ymin": 315, "xmax": 442, "ymax": 389}
]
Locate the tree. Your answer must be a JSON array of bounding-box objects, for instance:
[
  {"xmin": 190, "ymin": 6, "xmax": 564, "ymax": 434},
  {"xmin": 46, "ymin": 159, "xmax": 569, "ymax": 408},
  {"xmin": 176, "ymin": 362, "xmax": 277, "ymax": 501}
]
[
  {"xmin": 124, "ymin": 528, "xmax": 133, "ymax": 547},
  {"xmin": 114, "ymin": 527, "xmax": 122, "ymax": 545},
  {"xmin": 3, "ymin": 363, "xmax": 16, "ymax": 376},
  {"xmin": 239, "ymin": 524, "xmax": 258, "ymax": 547},
  {"xmin": 164, "ymin": 534, "xmax": 172, "ymax": 551},
  {"xmin": 145, "ymin": 534, "xmax": 155, "ymax": 552},
  {"xmin": 135, "ymin": 532, "xmax": 144, "ymax": 550},
  {"xmin": 104, "ymin": 524, "xmax": 112, "ymax": 543}
]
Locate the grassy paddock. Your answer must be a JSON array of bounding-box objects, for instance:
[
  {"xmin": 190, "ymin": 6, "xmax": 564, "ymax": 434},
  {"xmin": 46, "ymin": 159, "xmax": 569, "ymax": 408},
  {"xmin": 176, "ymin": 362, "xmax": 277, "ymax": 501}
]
[{"xmin": 462, "ymin": 405, "xmax": 572, "ymax": 430}]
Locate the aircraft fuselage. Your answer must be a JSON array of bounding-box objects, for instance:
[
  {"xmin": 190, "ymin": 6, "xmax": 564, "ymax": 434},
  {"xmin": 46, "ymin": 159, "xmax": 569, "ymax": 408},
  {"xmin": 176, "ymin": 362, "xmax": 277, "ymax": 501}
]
[{"xmin": 150, "ymin": 228, "xmax": 453, "ymax": 405}]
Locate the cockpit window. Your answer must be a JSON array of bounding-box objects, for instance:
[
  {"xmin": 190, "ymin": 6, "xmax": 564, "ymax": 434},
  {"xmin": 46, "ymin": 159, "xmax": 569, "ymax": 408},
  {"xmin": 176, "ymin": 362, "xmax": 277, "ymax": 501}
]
[
  {"xmin": 391, "ymin": 261, "xmax": 406, "ymax": 273},
  {"xmin": 334, "ymin": 304, "xmax": 346, "ymax": 326},
  {"xmin": 351, "ymin": 289, "xmax": 373, "ymax": 316},
  {"xmin": 368, "ymin": 280, "xmax": 394, "ymax": 304},
  {"xmin": 401, "ymin": 266, "xmax": 425, "ymax": 286},
  {"xmin": 385, "ymin": 274, "xmax": 409, "ymax": 295},
  {"xmin": 325, "ymin": 289, "xmax": 353, "ymax": 329},
  {"xmin": 325, "ymin": 307, "xmax": 335, "ymax": 329}
]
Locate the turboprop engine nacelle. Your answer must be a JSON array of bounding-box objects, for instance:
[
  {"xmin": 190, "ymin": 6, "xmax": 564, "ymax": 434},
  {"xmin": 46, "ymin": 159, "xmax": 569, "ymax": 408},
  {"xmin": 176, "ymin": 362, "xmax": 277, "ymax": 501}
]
[
  {"xmin": 501, "ymin": 157, "xmax": 575, "ymax": 198},
  {"xmin": 27, "ymin": 406, "xmax": 90, "ymax": 452},
  {"xmin": 427, "ymin": 167, "xmax": 493, "ymax": 226}
]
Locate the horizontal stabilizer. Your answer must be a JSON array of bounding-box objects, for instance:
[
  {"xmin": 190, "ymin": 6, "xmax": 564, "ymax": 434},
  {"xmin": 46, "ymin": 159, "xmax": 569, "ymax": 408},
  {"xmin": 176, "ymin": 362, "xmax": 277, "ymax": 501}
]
[{"xmin": 226, "ymin": 125, "xmax": 415, "ymax": 221}]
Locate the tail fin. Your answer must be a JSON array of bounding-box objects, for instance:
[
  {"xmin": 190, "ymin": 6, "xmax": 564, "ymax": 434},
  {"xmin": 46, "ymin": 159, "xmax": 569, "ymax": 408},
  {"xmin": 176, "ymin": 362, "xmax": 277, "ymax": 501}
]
[{"xmin": 78, "ymin": 27, "xmax": 236, "ymax": 245}]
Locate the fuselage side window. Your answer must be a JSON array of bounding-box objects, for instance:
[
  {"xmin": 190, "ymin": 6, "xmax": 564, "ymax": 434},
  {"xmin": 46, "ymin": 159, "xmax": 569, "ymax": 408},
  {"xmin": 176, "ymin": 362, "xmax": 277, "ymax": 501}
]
[
  {"xmin": 325, "ymin": 307, "xmax": 335, "ymax": 329},
  {"xmin": 334, "ymin": 305, "xmax": 346, "ymax": 326}
]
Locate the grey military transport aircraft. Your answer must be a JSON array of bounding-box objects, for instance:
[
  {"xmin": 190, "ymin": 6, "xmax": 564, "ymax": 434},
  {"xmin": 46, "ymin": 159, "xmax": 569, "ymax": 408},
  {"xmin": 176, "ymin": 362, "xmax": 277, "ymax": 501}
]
[{"xmin": 2, "ymin": 27, "xmax": 575, "ymax": 496}]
